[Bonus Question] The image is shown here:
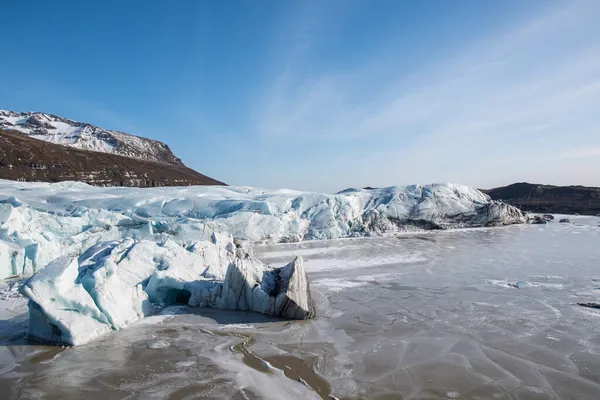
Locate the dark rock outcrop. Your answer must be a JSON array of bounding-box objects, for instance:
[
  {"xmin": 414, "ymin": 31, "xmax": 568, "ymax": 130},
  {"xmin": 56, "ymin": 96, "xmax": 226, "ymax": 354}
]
[
  {"xmin": 578, "ymin": 303, "xmax": 600, "ymax": 310},
  {"xmin": 483, "ymin": 182, "xmax": 600, "ymax": 215}
]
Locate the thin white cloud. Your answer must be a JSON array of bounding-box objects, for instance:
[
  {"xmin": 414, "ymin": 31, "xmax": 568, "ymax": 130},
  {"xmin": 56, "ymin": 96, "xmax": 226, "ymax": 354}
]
[
  {"xmin": 559, "ymin": 147, "xmax": 600, "ymax": 160},
  {"xmin": 255, "ymin": 1, "xmax": 600, "ymax": 190}
]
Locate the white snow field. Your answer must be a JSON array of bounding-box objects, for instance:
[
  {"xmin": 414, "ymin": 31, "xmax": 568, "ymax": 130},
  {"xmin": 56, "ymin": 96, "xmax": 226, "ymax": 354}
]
[{"xmin": 0, "ymin": 179, "xmax": 525, "ymax": 345}]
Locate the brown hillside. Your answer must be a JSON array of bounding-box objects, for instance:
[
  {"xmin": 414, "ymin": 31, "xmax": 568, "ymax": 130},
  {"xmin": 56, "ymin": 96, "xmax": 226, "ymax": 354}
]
[{"xmin": 0, "ymin": 129, "xmax": 225, "ymax": 187}]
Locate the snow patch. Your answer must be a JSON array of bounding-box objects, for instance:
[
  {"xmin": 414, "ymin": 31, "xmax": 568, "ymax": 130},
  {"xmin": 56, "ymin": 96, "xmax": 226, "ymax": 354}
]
[
  {"xmin": 149, "ymin": 340, "xmax": 170, "ymax": 349},
  {"xmin": 312, "ymin": 278, "xmax": 367, "ymax": 293}
]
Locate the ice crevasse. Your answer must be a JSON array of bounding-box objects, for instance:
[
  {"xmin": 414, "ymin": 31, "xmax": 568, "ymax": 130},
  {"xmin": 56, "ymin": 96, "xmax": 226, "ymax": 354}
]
[{"xmin": 0, "ymin": 180, "xmax": 526, "ymax": 345}]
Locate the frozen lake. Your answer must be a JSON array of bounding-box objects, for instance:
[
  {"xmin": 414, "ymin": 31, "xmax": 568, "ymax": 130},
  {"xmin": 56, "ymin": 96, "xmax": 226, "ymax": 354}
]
[{"xmin": 1, "ymin": 216, "xmax": 600, "ymax": 399}]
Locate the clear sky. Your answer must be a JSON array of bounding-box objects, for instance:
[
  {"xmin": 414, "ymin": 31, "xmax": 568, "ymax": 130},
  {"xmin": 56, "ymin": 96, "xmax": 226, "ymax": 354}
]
[{"xmin": 1, "ymin": 0, "xmax": 599, "ymax": 192}]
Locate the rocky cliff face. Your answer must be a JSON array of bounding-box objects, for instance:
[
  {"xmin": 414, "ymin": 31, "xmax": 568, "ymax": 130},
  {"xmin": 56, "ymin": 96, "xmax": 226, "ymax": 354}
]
[
  {"xmin": 0, "ymin": 110, "xmax": 181, "ymax": 164},
  {"xmin": 0, "ymin": 129, "xmax": 224, "ymax": 187}
]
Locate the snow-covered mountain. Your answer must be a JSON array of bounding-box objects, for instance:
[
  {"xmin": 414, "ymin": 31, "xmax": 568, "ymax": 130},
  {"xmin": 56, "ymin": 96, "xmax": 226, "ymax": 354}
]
[
  {"xmin": 0, "ymin": 110, "xmax": 181, "ymax": 164},
  {"xmin": 0, "ymin": 111, "xmax": 225, "ymax": 187}
]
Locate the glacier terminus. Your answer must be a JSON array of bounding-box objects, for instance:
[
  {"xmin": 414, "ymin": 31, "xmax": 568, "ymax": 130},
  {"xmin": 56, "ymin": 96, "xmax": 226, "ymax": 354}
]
[{"xmin": 0, "ymin": 180, "xmax": 526, "ymax": 345}]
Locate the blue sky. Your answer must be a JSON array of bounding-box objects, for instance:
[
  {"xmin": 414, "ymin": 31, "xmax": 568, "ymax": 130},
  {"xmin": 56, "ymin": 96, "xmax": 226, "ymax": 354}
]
[{"xmin": 1, "ymin": 0, "xmax": 599, "ymax": 192}]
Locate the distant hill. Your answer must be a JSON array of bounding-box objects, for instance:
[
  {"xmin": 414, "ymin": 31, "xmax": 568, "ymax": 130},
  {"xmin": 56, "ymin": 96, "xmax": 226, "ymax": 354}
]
[
  {"xmin": 0, "ymin": 129, "xmax": 224, "ymax": 187},
  {"xmin": 483, "ymin": 182, "xmax": 600, "ymax": 215}
]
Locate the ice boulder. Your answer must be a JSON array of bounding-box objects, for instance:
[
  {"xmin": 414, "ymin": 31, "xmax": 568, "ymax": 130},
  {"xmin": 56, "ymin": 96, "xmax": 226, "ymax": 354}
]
[
  {"xmin": 215, "ymin": 256, "xmax": 315, "ymax": 319},
  {"xmin": 20, "ymin": 256, "xmax": 113, "ymax": 345},
  {"xmin": 20, "ymin": 233, "xmax": 314, "ymax": 346}
]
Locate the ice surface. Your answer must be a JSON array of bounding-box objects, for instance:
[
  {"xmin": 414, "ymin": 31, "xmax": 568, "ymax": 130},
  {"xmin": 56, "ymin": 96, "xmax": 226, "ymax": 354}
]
[
  {"xmin": 2, "ymin": 218, "xmax": 600, "ymax": 398},
  {"xmin": 253, "ymin": 221, "xmax": 600, "ymax": 398}
]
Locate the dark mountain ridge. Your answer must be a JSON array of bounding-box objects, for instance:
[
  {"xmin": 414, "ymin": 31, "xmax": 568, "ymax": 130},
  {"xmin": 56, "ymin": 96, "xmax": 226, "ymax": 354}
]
[{"xmin": 483, "ymin": 182, "xmax": 600, "ymax": 215}]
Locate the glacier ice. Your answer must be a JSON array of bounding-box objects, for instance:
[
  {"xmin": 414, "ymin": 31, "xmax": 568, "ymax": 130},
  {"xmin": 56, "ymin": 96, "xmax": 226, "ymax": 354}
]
[
  {"xmin": 0, "ymin": 179, "xmax": 526, "ymax": 345},
  {"xmin": 0, "ymin": 240, "xmax": 25, "ymax": 281},
  {"xmin": 21, "ymin": 256, "xmax": 113, "ymax": 345},
  {"xmin": 20, "ymin": 232, "xmax": 314, "ymax": 345},
  {"xmin": 0, "ymin": 180, "xmax": 526, "ymax": 281}
]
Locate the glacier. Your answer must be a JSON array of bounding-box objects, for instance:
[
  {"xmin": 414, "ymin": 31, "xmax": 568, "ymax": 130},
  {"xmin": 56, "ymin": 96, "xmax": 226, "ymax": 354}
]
[
  {"xmin": 0, "ymin": 180, "xmax": 526, "ymax": 279},
  {"xmin": 0, "ymin": 179, "xmax": 526, "ymax": 345}
]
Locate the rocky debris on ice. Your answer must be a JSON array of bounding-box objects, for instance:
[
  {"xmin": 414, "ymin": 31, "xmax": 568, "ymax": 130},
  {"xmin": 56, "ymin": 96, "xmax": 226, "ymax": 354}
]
[
  {"xmin": 510, "ymin": 281, "xmax": 534, "ymax": 289},
  {"xmin": 578, "ymin": 303, "xmax": 600, "ymax": 310},
  {"xmin": 20, "ymin": 233, "xmax": 314, "ymax": 346},
  {"xmin": 0, "ymin": 180, "xmax": 526, "ymax": 280}
]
